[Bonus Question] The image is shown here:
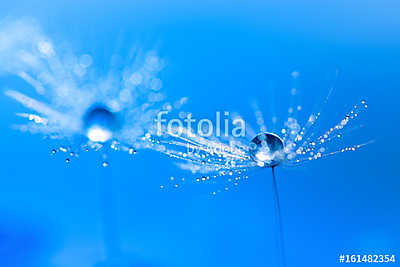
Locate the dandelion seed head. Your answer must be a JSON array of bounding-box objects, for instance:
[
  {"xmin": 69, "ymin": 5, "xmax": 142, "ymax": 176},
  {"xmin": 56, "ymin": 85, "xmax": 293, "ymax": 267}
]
[
  {"xmin": 157, "ymin": 85, "xmax": 370, "ymax": 194},
  {"xmin": 1, "ymin": 18, "xmax": 188, "ymax": 163}
]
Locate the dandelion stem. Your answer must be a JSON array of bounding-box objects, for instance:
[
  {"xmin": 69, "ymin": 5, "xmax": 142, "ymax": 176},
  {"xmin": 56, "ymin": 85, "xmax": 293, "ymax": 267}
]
[
  {"xmin": 271, "ymin": 167, "xmax": 287, "ymax": 267},
  {"xmin": 100, "ymin": 164, "xmax": 121, "ymax": 261}
]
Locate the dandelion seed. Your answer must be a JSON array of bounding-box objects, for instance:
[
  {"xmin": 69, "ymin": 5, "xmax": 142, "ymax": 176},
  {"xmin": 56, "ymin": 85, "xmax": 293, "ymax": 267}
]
[
  {"xmin": 0, "ymin": 19, "xmax": 187, "ymax": 164},
  {"xmin": 155, "ymin": 73, "xmax": 371, "ymax": 267}
]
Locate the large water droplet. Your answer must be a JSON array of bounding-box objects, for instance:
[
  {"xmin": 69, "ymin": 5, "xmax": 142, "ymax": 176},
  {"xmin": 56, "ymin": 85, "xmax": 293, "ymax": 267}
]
[
  {"xmin": 249, "ymin": 132, "xmax": 285, "ymax": 168},
  {"xmin": 83, "ymin": 105, "xmax": 119, "ymax": 143}
]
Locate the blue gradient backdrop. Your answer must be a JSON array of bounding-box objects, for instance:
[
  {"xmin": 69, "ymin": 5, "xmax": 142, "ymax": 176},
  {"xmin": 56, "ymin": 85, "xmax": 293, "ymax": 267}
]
[{"xmin": 0, "ymin": 1, "xmax": 399, "ymax": 267}]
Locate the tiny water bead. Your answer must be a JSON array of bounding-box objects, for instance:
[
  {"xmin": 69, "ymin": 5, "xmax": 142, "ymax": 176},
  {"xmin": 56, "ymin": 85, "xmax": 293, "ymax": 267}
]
[
  {"xmin": 83, "ymin": 106, "xmax": 119, "ymax": 143},
  {"xmin": 249, "ymin": 132, "xmax": 285, "ymax": 168},
  {"xmin": 128, "ymin": 147, "xmax": 137, "ymax": 155}
]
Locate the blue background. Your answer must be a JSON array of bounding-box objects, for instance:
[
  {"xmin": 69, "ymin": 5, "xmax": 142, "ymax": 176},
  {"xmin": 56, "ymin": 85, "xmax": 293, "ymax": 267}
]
[{"xmin": 0, "ymin": 1, "xmax": 399, "ymax": 266}]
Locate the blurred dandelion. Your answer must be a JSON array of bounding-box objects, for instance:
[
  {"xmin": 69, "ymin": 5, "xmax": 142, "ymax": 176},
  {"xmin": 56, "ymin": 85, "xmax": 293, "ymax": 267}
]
[
  {"xmin": 0, "ymin": 18, "xmax": 186, "ymax": 266},
  {"xmin": 0, "ymin": 18, "xmax": 186, "ymax": 166}
]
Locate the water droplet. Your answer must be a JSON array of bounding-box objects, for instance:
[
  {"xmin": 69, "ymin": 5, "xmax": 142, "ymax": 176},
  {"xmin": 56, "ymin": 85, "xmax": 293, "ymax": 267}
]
[
  {"xmin": 84, "ymin": 106, "xmax": 118, "ymax": 143},
  {"xmin": 249, "ymin": 132, "xmax": 285, "ymax": 168}
]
